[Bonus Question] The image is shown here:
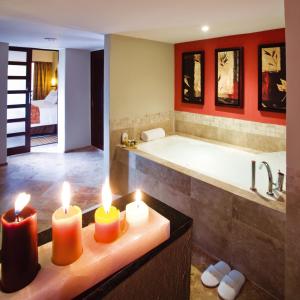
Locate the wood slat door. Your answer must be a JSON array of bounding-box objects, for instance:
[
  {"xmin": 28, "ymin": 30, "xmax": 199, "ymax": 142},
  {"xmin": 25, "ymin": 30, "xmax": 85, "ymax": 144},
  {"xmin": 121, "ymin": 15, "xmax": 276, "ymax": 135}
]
[{"xmin": 7, "ymin": 47, "xmax": 32, "ymax": 155}]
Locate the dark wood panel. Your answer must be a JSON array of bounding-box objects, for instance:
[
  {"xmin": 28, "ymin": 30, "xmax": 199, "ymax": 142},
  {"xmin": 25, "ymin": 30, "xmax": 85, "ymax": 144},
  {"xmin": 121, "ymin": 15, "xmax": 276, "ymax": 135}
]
[
  {"xmin": 7, "ymin": 104, "xmax": 26, "ymax": 109},
  {"xmin": 8, "ymin": 76, "xmax": 27, "ymax": 80},
  {"xmin": 31, "ymin": 125, "xmax": 57, "ymax": 136},
  {"xmin": 7, "ymin": 46, "xmax": 32, "ymax": 156},
  {"xmin": 7, "ymin": 132, "xmax": 26, "ymax": 138},
  {"xmin": 7, "ymin": 118, "xmax": 26, "ymax": 123},
  {"xmin": 91, "ymin": 50, "xmax": 104, "ymax": 150},
  {"xmin": 8, "ymin": 62, "xmax": 27, "ymax": 66}
]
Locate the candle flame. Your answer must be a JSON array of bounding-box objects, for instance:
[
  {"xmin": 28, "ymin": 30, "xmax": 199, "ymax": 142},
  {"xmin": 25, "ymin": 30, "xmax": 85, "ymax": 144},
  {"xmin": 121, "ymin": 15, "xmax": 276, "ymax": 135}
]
[
  {"xmin": 135, "ymin": 189, "xmax": 142, "ymax": 206},
  {"xmin": 102, "ymin": 178, "xmax": 112, "ymax": 214},
  {"xmin": 15, "ymin": 193, "xmax": 31, "ymax": 215},
  {"xmin": 61, "ymin": 181, "xmax": 71, "ymax": 213}
]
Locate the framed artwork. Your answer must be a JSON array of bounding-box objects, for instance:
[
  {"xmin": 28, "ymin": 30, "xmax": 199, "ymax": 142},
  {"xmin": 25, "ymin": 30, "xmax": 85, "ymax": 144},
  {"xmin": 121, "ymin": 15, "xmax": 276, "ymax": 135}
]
[
  {"xmin": 182, "ymin": 51, "xmax": 204, "ymax": 104},
  {"xmin": 258, "ymin": 43, "xmax": 286, "ymax": 113},
  {"xmin": 215, "ymin": 48, "xmax": 243, "ymax": 107}
]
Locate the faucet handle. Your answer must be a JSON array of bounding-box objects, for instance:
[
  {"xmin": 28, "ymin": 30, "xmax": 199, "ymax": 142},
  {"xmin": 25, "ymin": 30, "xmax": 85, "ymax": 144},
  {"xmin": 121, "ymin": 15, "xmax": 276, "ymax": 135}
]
[{"xmin": 277, "ymin": 170, "xmax": 284, "ymax": 192}]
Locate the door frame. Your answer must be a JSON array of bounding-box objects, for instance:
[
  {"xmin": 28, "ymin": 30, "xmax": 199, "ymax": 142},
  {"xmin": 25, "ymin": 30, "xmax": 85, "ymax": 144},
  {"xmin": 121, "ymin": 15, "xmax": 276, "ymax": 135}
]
[{"xmin": 7, "ymin": 46, "xmax": 32, "ymax": 156}]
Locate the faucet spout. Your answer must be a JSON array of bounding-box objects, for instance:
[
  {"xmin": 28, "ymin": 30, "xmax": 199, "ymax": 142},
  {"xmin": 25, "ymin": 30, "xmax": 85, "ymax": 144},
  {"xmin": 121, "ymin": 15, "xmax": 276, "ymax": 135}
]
[{"xmin": 259, "ymin": 161, "xmax": 274, "ymax": 196}]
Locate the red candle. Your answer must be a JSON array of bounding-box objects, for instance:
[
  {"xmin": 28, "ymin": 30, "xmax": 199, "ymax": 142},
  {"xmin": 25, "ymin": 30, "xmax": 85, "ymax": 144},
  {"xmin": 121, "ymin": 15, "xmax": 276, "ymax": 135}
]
[{"xmin": 1, "ymin": 193, "xmax": 40, "ymax": 293}]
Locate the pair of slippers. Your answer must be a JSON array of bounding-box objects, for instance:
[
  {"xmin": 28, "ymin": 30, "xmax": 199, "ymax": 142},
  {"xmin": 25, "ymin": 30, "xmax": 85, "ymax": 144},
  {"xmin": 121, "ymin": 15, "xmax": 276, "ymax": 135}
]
[{"xmin": 201, "ymin": 261, "xmax": 245, "ymax": 300}]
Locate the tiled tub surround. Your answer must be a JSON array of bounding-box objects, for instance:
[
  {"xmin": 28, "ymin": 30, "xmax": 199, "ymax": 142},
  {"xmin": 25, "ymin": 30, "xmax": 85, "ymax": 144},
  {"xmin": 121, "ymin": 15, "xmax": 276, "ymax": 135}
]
[
  {"xmin": 110, "ymin": 110, "xmax": 174, "ymax": 158},
  {"xmin": 111, "ymin": 140, "xmax": 286, "ymax": 299},
  {"xmin": 175, "ymin": 111, "xmax": 286, "ymax": 152},
  {"xmin": 137, "ymin": 135, "xmax": 286, "ymax": 195}
]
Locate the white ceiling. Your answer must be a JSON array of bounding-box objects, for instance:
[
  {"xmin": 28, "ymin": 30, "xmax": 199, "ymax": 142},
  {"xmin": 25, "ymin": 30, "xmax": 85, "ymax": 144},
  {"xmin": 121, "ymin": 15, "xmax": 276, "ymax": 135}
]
[{"xmin": 0, "ymin": 0, "xmax": 285, "ymax": 49}]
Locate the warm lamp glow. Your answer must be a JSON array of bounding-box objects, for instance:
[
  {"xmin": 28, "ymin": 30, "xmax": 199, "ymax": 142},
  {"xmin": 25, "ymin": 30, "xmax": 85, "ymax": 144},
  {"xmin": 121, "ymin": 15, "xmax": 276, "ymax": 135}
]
[
  {"xmin": 61, "ymin": 182, "xmax": 71, "ymax": 213},
  {"xmin": 51, "ymin": 77, "xmax": 57, "ymax": 87},
  {"xmin": 201, "ymin": 25, "xmax": 210, "ymax": 32},
  {"xmin": 102, "ymin": 178, "xmax": 112, "ymax": 214},
  {"xmin": 14, "ymin": 193, "xmax": 31, "ymax": 216},
  {"xmin": 135, "ymin": 189, "xmax": 142, "ymax": 206}
]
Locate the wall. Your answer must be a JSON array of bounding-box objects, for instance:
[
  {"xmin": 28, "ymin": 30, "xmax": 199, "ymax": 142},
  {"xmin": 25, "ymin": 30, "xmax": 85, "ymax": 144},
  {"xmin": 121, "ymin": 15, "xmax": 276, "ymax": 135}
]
[
  {"xmin": 32, "ymin": 50, "xmax": 58, "ymax": 77},
  {"xmin": 32, "ymin": 50, "xmax": 54, "ymax": 62},
  {"xmin": 285, "ymin": 0, "xmax": 300, "ymax": 299},
  {"xmin": 106, "ymin": 34, "xmax": 174, "ymax": 161},
  {"xmin": 0, "ymin": 43, "xmax": 8, "ymax": 165},
  {"xmin": 175, "ymin": 29, "xmax": 286, "ymax": 125},
  {"xmin": 174, "ymin": 29, "xmax": 286, "ymax": 151},
  {"xmin": 58, "ymin": 49, "xmax": 91, "ymax": 152}
]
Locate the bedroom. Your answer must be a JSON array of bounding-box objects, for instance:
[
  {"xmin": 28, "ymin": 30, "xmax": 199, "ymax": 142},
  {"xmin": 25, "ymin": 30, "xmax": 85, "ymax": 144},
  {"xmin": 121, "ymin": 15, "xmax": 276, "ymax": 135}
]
[{"xmin": 7, "ymin": 48, "xmax": 58, "ymax": 153}]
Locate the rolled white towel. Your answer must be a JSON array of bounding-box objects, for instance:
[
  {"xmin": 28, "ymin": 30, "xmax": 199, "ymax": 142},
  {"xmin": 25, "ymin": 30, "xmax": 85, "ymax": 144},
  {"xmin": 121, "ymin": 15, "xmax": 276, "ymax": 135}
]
[{"xmin": 141, "ymin": 128, "xmax": 166, "ymax": 142}]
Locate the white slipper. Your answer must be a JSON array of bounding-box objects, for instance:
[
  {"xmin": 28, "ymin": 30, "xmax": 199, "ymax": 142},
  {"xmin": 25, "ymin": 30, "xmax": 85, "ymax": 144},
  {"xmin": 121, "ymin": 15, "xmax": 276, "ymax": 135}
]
[
  {"xmin": 201, "ymin": 261, "xmax": 231, "ymax": 287},
  {"xmin": 218, "ymin": 270, "xmax": 245, "ymax": 300}
]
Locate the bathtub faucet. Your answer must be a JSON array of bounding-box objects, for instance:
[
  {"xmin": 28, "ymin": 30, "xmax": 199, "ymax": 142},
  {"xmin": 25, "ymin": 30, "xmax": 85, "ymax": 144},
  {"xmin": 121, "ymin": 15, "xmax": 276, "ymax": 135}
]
[{"xmin": 259, "ymin": 161, "xmax": 274, "ymax": 196}]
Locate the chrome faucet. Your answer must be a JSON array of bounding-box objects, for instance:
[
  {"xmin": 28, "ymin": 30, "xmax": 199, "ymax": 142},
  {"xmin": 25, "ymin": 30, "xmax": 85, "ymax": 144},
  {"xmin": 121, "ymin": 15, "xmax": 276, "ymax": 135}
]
[
  {"xmin": 259, "ymin": 161, "xmax": 274, "ymax": 196},
  {"xmin": 250, "ymin": 160, "xmax": 256, "ymax": 191}
]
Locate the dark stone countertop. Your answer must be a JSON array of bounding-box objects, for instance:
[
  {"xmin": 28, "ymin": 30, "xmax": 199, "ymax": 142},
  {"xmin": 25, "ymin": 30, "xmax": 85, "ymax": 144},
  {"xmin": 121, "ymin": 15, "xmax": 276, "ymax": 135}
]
[{"xmin": 3, "ymin": 192, "xmax": 193, "ymax": 299}]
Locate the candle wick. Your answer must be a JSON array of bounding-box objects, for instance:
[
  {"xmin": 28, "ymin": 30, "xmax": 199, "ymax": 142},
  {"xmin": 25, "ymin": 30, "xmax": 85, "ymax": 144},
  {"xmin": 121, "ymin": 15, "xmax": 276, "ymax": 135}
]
[
  {"xmin": 64, "ymin": 207, "xmax": 68, "ymax": 214},
  {"xmin": 15, "ymin": 214, "xmax": 20, "ymax": 222}
]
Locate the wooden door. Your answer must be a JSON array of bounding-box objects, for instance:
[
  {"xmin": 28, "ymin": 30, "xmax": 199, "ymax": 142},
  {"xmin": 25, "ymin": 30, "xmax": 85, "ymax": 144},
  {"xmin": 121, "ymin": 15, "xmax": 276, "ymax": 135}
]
[
  {"xmin": 91, "ymin": 50, "xmax": 104, "ymax": 150},
  {"xmin": 7, "ymin": 47, "xmax": 32, "ymax": 155}
]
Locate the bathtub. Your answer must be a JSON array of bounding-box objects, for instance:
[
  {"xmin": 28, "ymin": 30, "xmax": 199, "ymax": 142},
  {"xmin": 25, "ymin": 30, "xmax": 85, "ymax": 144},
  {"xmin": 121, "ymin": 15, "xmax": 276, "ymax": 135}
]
[
  {"xmin": 111, "ymin": 133, "xmax": 286, "ymax": 297},
  {"xmin": 137, "ymin": 135, "xmax": 286, "ymax": 198}
]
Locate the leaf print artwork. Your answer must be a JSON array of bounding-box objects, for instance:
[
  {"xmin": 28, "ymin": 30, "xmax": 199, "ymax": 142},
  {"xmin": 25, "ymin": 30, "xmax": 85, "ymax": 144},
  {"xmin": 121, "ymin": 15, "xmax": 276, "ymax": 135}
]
[
  {"xmin": 259, "ymin": 44, "xmax": 286, "ymax": 112},
  {"xmin": 215, "ymin": 48, "xmax": 243, "ymax": 107},
  {"xmin": 182, "ymin": 52, "xmax": 204, "ymax": 104}
]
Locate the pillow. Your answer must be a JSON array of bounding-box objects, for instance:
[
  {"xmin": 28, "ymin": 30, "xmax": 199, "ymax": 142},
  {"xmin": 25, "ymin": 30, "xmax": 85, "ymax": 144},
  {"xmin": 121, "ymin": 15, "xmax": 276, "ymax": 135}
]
[{"xmin": 44, "ymin": 90, "xmax": 58, "ymax": 104}]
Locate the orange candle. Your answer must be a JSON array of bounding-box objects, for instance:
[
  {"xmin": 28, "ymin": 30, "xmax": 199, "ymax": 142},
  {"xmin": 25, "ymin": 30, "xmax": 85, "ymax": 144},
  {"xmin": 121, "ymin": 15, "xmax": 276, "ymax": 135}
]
[
  {"xmin": 94, "ymin": 178, "xmax": 120, "ymax": 243},
  {"xmin": 52, "ymin": 182, "xmax": 83, "ymax": 266}
]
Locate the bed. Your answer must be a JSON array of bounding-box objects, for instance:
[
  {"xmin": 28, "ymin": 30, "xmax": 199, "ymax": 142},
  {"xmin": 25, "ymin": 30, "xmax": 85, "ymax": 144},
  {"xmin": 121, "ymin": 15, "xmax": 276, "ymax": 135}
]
[{"xmin": 31, "ymin": 100, "xmax": 57, "ymax": 135}]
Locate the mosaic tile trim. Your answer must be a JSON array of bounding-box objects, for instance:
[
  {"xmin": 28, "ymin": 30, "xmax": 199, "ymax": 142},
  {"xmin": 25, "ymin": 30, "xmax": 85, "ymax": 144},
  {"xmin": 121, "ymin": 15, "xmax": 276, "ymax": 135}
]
[{"xmin": 175, "ymin": 111, "xmax": 286, "ymax": 139}]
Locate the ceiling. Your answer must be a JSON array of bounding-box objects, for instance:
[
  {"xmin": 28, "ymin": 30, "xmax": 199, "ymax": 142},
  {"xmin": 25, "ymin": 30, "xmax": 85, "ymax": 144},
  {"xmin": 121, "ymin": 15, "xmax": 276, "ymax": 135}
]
[{"xmin": 0, "ymin": 0, "xmax": 285, "ymax": 49}]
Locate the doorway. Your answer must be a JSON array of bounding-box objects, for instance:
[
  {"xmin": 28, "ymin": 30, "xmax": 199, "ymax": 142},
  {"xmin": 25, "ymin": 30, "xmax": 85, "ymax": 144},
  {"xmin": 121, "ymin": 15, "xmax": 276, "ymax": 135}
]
[
  {"xmin": 91, "ymin": 49, "xmax": 104, "ymax": 150},
  {"xmin": 7, "ymin": 47, "xmax": 59, "ymax": 155},
  {"xmin": 30, "ymin": 49, "xmax": 58, "ymax": 149}
]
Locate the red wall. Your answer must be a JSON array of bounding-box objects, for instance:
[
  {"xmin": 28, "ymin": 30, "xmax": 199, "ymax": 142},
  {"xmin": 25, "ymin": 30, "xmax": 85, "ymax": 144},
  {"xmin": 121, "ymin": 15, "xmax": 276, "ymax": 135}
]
[{"xmin": 175, "ymin": 29, "xmax": 286, "ymax": 125}]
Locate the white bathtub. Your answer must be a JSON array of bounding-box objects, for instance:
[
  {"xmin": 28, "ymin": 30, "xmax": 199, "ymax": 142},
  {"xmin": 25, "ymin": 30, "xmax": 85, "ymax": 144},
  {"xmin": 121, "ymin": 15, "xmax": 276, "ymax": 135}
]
[{"xmin": 137, "ymin": 135, "xmax": 286, "ymax": 197}]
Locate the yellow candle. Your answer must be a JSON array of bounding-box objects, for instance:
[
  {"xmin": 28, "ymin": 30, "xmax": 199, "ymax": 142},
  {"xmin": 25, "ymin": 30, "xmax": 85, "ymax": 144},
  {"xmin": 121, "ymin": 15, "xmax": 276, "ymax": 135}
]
[
  {"xmin": 94, "ymin": 178, "xmax": 120, "ymax": 243},
  {"xmin": 52, "ymin": 182, "xmax": 83, "ymax": 266}
]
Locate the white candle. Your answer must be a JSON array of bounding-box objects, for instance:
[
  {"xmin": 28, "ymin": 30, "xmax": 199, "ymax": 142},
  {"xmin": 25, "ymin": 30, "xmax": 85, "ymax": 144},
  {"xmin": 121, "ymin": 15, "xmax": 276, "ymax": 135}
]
[{"xmin": 126, "ymin": 189, "xmax": 149, "ymax": 227}]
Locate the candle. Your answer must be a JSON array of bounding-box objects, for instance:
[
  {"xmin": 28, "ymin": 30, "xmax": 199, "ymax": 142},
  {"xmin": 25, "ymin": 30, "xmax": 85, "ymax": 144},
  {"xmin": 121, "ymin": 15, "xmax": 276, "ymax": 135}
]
[
  {"xmin": 52, "ymin": 182, "xmax": 83, "ymax": 266},
  {"xmin": 126, "ymin": 189, "xmax": 149, "ymax": 227},
  {"xmin": 1, "ymin": 193, "xmax": 40, "ymax": 292},
  {"xmin": 94, "ymin": 178, "xmax": 120, "ymax": 243}
]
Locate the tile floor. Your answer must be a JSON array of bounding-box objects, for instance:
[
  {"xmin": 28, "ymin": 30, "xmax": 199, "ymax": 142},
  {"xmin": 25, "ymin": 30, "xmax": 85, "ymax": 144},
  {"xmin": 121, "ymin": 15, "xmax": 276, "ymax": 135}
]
[
  {"xmin": 0, "ymin": 144, "xmax": 277, "ymax": 299},
  {"xmin": 0, "ymin": 144, "xmax": 105, "ymax": 232},
  {"xmin": 190, "ymin": 246, "xmax": 277, "ymax": 300}
]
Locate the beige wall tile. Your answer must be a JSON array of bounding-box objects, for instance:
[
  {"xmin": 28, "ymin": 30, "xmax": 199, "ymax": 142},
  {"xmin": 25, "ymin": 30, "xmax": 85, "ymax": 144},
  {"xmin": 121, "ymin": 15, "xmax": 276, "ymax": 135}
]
[{"xmin": 175, "ymin": 111, "xmax": 286, "ymax": 152}]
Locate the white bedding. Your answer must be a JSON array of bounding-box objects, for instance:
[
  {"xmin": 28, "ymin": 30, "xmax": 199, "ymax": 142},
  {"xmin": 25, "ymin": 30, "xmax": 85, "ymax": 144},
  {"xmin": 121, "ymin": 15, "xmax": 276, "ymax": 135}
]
[{"xmin": 31, "ymin": 100, "xmax": 57, "ymax": 127}]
